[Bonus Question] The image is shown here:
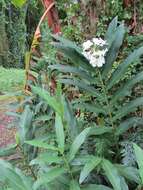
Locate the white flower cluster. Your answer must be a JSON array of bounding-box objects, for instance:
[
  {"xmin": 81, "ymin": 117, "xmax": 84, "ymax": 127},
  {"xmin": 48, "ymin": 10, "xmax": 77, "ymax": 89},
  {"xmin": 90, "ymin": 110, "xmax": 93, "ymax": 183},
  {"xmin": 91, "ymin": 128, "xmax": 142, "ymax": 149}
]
[{"xmin": 82, "ymin": 38, "xmax": 108, "ymax": 68}]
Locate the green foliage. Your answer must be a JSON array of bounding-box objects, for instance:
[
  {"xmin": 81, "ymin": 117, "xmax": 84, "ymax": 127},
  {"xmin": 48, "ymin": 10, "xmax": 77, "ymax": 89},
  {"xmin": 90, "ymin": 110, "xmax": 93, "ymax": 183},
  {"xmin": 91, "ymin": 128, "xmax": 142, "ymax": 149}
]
[
  {"xmin": 1, "ymin": 18, "xmax": 143, "ymax": 190},
  {"xmin": 0, "ymin": 67, "xmax": 25, "ymax": 92}
]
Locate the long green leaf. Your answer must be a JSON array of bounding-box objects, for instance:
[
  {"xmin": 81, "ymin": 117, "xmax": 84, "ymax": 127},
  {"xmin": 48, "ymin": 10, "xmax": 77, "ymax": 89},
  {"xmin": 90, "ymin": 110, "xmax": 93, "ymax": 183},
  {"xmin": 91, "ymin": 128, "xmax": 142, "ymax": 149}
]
[
  {"xmin": 54, "ymin": 43, "xmax": 93, "ymax": 72},
  {"xmin": 69, "ymin": 127, "xmax": 91, "ymax": 161},
  {"xmin": 33, "ymin": 167, "xmax": 66, "ymax": 190},
  {"xmin": 107, "ymin": 46, "xmax": 143, "ymax": 89},
  {"xmin": 19, "ymin": 105, "xmax": 33, "ymax": 144},
  {"xmin": 133, "ymin": 143, "xmax": 143, "ymax": 184},
  {"xmin": 111, "ymin": 71, "xmax": 143, "ymax": 104},
  {"xmin": 105, "ymin": 16, "xmax": 118, "ymax": 45},
  {"xmin": 89, "ymin": 127, "xmax": 113, "ymax": 136},
  {"xmin": 73, "ymin": 102, "xmax": 107, "ymax": 115},
  {"xmin": 32, "ymin": 86, "xmax": 63, "ymax": 116},
  {"xmin": 58, "ymin": 78, "xmax": 101, "ymax": 99},
  {"xmin": 79, "ymin": 157, "xmax": 101, "ymax": 184},
  {"xmin": 113, "ymin": 97, "xmax": 143, "ymax": 122},
  {"xmin": 25, "ymin": 139, "xmax": 58, "ymax": 151},
  {"xmin": 48, "ymin": 64, "xmax": 93, "ymax": 82},
  {"xmin": 0, "ymin": 144, "xmax": 16, "ymax": 157},
  {"xmin": 116, "ymin": 117, "xmax": 143, "ymax": 136},
  {"xmin": 30, "ymin": 153, "xmax": 62, "ymax": 166},
  {"xmin": 55, "ymin": 113, "xmax": 65, "ymax": 153},
  {"xmin": 64, "ymin": 98, "xmax": 78, "ymax": 139},
  {"xmin": 115, "ymin": 164, "xmax": 140, "ymax": 184},
  {"xmin": 102, "ymin": 23, "xmax": 125, "ymax": 78},
  {"xmin": 0, "ymin": 160, "xmax": 32, "ymax": 190},
  {"xmin": 102, "ymin": 159, "xmax": 122, "ymax": 190}
]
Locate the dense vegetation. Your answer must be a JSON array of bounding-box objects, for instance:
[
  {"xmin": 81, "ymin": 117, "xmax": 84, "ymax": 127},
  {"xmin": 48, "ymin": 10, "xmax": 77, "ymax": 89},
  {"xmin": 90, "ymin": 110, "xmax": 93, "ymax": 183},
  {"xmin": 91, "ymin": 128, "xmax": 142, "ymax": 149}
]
[{"xmin": 1, "ymin": 0, "xmax": 143, "ymax": 190}]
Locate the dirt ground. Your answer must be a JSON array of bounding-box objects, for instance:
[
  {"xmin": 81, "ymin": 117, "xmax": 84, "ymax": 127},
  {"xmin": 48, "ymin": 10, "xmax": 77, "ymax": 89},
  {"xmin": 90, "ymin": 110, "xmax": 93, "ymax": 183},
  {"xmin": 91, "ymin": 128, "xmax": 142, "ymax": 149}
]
[{"xmin": 0, "ymin": 96, "xmax": 17, "ymax": 147}]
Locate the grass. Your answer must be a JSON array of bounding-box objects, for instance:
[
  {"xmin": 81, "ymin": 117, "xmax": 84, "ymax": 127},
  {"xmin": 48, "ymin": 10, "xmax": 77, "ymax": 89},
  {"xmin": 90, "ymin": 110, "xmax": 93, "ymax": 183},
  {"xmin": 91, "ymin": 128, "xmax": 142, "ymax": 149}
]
[{"xmin": 0, "ymin": 67, "xmax": 25, "ymax": 93}]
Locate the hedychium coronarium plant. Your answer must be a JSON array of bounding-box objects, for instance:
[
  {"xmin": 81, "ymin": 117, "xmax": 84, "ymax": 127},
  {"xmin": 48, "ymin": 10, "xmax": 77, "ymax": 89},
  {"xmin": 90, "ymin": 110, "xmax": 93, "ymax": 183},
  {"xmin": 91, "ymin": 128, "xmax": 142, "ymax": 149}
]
[{"xmin": 49, "ymin": 17, "xmax": 143, "ymax": 158}]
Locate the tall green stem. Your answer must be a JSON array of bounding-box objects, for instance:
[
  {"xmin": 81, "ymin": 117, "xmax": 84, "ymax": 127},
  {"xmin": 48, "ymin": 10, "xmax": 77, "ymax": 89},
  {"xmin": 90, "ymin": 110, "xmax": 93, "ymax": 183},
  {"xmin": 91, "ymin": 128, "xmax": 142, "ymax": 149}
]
[{"xmin": 97, "ymin": 69, "xmax": 114, "ymax": 129}]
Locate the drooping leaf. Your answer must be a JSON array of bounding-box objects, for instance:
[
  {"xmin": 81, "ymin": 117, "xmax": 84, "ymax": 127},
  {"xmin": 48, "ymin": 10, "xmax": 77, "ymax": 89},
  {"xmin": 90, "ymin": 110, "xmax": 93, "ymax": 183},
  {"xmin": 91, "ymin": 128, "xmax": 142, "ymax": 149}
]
[
  {"xmin": 33, "ymin": 167, "xmax": 66, "ymax": 190},
  {"xmin": 32, "ymin": 86, "xmax": 63, "ymax": 116},
  {"xmin": 25, "ymin": 139, "xmax": 58, "ymax": 151},
  {"xmin": 58, "ymin": 78, "xmax": 101, "ymax": 99},
  {"xmin": 53, "ymin": 43, "xmax": 93, "ymax": 72},
  {"xmin": 89, "ymin": 126, "xmax": 113, "ymax": 136},
  {"xmin": 107, "ymin": 46, "xmax": 143, "ymax": 89},
  {"xmin": 102, "ymin": 159, "xmax": 122, "ymax": 190},
  {"xmin": 116, "ymin": 117, "xmax": 143, "ymax": 136},
  {"xmin": 48, "ymin": 64, "xmax": 93, "ymax": 82},
  {"xmin": 111, "ymin": 71, "xmax": 143, "ymax": 104},
  {"xmin": 115, "ymin": 164, "xmax": 140, "ymax": 184},
  {"xmin": 55, "ymin": 113, "xmax": 65, "ymax": 153},
  {"xmin": 30, "ymin": 153, "xmax": 62, "ymax": 166},
  {"xmin": 0, "ymin": 144, "xmax": 16, "ymax": 157},
  {"xmin": 73, "ymin": 102, "xmax": 107, "ymax": 115},
  {"xmin": 52, "ymin": 34, "xmax": 81, "ymax": 53},
  {"xmin": 113, "ymin": 97, "xmax": 143, "ymax": 122},
  {"xmin": 133, "ymin": 143, "xmax": 143, "ymax": 184},
  {"xmin": 69, "ymin": 127, "xmax": 91, "ymax": 161},
  {"xmin": 0, "ymin": 160, "xmax": 32, "ymax": 190},
  {"xmin": 79, "ymin": 157, "xmax": 101, "ymax": 184}
]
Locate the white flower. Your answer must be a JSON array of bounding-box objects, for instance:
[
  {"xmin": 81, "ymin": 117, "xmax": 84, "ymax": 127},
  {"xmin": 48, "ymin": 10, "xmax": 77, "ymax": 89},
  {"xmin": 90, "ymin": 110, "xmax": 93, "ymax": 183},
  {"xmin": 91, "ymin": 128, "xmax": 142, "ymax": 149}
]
[
  {"xmin": 82, "ymin": 40, "xmax": 93, "ymax": 51},
  {"xmin": 82, "ymin": 37, "xmax": 108, "ymax": 68},
  {"xmin": 92, "ymin": 38, "xmax": 107, "ymax": 47}
]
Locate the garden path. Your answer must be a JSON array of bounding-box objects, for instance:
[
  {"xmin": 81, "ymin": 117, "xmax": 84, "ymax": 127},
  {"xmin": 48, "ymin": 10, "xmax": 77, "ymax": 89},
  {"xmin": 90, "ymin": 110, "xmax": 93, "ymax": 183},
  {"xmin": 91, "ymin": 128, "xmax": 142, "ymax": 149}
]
[{"xmin": 0, "ymin": 96, "xmax": 16, "ymax": 148}]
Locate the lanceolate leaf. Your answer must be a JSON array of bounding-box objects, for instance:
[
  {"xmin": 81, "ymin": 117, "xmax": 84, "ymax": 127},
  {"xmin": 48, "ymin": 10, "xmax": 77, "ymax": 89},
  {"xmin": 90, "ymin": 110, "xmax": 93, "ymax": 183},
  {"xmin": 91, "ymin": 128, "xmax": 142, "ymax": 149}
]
[
  {"xmin": 73, "ymin": 102, "xmax": 107, "ymax": 115},
  {"xmin": 0, "ymin": 160, "xmax": 32, "ymax": 190},
  {"xmin": 64, "ymin": 98, "xmax": 78, "ymax": 139},
  {"xmin": 115, "ymin": 164, "xmax": 140, "ymax": 184},
  {"xmin": 133, "ymin": 143, "xmax": 143, "ymax": 184},
  {"xmin": 54, "ymin": 43, "xmax": 93, "ymax": 72},
  {"xmin": 116, "ymin": 117, "xmax": 143, "ymax": 136},
  {"xmin": 102, "ymin": 23, "xmax": 125, "ymax": 78},
  {"xmin": 52, "ymin": 34, "xmax": 81, "ymax": 53},
  {"xmin": 107, "ymin": 46, "xmax": 143, "ymax": 89},
  {"xmin": 19, "ymin": 105, "xmax": 33, "ymax": 144},
  {"xmin": 79, "ymin": 157, "xmax": 101, "ymax": 184},
  {"xmin": 89, "ymin": 127, "xmax": 113, "ymax": 136},
  {"xmin": 55, "ymin": 113, "xmax": 65, "ymax": 153},
  {"xmin": 105, "ymin": 16, "xmax": 118, "ymax": 45},
  {"xmin": 25, "ymin": 139, "xmax": 58, "ymax": 151},
  {"xmin": 33, "ymin": 167, "xmax": 66, "ymax": 190},
  {"xmin": 58, "ymin": 78, "xmax": 101, "ymax": 98},
  {"xmin": 102, "ymin": 159, "xmax": 122, "ymax": 190},
  {"xmin": 0, "ymin": 144, "xmax": 16, "ymax": 157},
  {"xmin": 30, "ymin": 153, "xmax": 62, "ymax": 166},
  {"xmin": 32, "ymin": 86, "xmax": 63, "ymax": 116},
  {"xmin": 48, "ymin": 64, "xmax": 93, "ymax": 82},
  {"xmin": 113, "ymin": 97, "xmax": 143, "ymax": 122},
  {"xmin": 111, "ymin": 71, "xmax": 143, "ymax": 103},
  {"xmin": 69, "ymin": 127, "xmax": 91, "ymax": 161}
]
